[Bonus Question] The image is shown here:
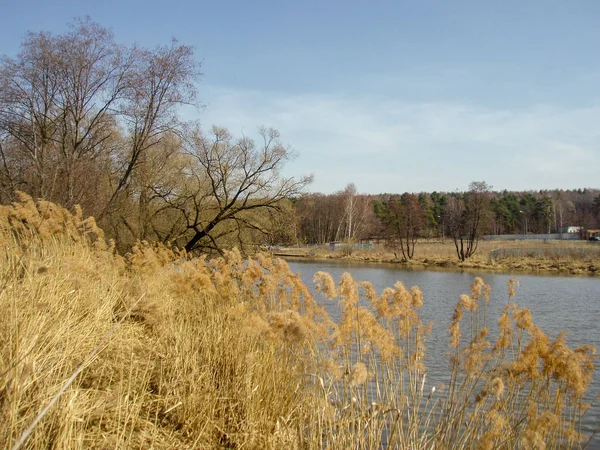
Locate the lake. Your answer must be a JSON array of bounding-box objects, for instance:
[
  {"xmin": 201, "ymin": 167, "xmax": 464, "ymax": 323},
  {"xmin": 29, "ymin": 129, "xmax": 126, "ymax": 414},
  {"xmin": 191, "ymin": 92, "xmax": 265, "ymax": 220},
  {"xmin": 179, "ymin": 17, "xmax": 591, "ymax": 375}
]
[{"xmin": 286, "ymin": 259, "xmax": 600, "ymax": 447}]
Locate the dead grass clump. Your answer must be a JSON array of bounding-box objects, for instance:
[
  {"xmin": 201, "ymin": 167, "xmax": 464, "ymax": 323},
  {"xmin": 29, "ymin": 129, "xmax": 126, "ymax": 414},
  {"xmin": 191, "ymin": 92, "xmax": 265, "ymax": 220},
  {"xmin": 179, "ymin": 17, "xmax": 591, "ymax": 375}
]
[{"xmin": 0, "ymin": 192, "xmax": 107, "ymax": 250}]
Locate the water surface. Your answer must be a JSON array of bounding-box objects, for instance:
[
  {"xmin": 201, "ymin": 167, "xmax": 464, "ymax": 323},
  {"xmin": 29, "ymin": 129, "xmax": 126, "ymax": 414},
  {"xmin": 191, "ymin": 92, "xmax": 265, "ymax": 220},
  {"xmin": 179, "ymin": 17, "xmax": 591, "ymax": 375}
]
[{"xmin": 287, "ymin": 259, "xmax": 600, "ymax": 446}]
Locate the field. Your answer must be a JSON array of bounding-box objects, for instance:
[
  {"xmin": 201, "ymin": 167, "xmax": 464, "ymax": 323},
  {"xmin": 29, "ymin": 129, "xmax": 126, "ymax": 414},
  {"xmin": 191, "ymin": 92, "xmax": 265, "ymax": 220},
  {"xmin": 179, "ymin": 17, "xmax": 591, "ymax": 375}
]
[
  {"xmin": 274, "ymin": 239, "xmax": 600, "ymax": 276},
  {"xmin": 1, "ymin": 196, "xmax": 598, "ymax": 449}
]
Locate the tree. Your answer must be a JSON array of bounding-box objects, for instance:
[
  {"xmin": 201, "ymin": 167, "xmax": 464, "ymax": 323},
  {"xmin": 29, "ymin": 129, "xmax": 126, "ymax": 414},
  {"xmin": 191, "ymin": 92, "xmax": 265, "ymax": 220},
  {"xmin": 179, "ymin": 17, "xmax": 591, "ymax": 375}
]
[
  {"xmin": 295, "ymin": 193, "xmax": 344, "ymax": 244},
  {"xmin": 519, "ymin": 193, "xmax": 538, "ymax": 234},
  {"xmin": 109, "ymin": 131, "xmax": 190, "ymax": 250},
  {"xmin": 418, "ymin": 192, "xmax": 436, "ymax": 237},
  {"xmin": 0, "ymin": 19, "xmax": 316, "ymax": 254},
  {"xmin": 445, "ymin": 181, "xmax": 491, "ymax": 261},
  {"xmin": 533, "ymin": 196, "xmax": 553, "ymax": 234},
  {"xmin": 0, "ymin": 18, "xmax": 200, "ymax": 223},
  {"xmin": 374, "ymin": 193, "xmax": 424, "ymax": 261},
  {"xmin": 491, "ymin": 192, "xmax": 520, "ymax": 235},
  {"xmin": 99, "ymin": 38, "xmax": 199, "ymax": 221},
  {"xmin": 335, "ymin": 183, "xmax": 370, "ymax": 242},
  {"xmin": 153, "ymin": 126, "xmax": 311, "ymax": 254},
  {"xmin": 430, "ymin": 191, "xmax": 449, "ymax": 240},
  {"xmin": 0, "ymin": 19, "xmax": 125, "ymax": 211}
]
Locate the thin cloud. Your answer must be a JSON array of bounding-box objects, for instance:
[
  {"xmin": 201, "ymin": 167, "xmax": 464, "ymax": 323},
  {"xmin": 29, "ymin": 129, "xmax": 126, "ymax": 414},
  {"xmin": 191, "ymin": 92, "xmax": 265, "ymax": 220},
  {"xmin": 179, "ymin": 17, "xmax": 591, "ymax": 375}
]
[{"xmin": 198, "ymin": 85, "xmax": 600, "ymax": 193}]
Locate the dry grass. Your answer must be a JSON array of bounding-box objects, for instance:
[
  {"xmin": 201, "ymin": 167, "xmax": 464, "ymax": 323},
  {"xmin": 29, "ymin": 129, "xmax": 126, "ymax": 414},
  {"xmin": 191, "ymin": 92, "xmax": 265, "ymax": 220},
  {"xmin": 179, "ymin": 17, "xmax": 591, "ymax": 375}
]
[
  {"xmin": 0, "ymin": 194, "xmax": 327, "ymax": 449},
  {"xmin": 1, "ymin": 195, "xmax": 597, "ymax": 449},
  {"xmin": 419, "ymin": 239, "xmax": 600, "ymax": 261},
  {"xmin": 284, "ymin": 239, "xmax": 600, "ymax": 276}
]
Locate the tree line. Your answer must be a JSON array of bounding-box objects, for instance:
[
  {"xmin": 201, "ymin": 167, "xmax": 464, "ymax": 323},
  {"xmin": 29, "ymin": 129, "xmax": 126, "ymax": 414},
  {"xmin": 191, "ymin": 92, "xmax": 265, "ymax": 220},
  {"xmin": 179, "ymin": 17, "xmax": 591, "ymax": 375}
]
[{"xmin": 295, "ymin": 184, "xmax": 600, "ymax": 261}]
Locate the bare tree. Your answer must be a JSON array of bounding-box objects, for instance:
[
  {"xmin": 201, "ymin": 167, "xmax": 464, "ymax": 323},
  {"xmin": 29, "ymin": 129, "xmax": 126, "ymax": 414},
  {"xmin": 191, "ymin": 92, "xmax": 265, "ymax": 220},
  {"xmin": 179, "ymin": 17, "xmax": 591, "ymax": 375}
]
[
  {"xmin": 100, "ymin": 39, "xmax": 199, "ymax": 220},
  {"xmin": 0, "ymin": 18, "xmax": 200, "ymax": 221},
  {"xmin": 104, "ymin": 131, "xmax": 189, "ymax": 250},
  {"xmin": 445, "ymin": 181, "xmax": 491, "ymax": 261},
  {"xmin": 153, "ymin": 126, "xmax": 311, "ymax": 254},
  {"xmin": 295, "ymin": 193, "xmax": 346, "ymax": 244},
  {"xmin": 0, "ymin": 19, "xmax": 130, "ymax": 213}
]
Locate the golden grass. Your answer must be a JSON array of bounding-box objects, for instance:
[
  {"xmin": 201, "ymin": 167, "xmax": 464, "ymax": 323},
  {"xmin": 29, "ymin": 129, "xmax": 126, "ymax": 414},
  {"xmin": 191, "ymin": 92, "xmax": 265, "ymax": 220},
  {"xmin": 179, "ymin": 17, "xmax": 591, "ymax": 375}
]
[
  {"xmin": 283, "ymin": 239, "xmax": 600, "ymax": 276},
  {"xmin": 419, "ymin": 239, "xmax": 600, "ymax": 261},
  {"xmin": 1, "ymin": 195, "xmax": 598, "ymax": 449}
]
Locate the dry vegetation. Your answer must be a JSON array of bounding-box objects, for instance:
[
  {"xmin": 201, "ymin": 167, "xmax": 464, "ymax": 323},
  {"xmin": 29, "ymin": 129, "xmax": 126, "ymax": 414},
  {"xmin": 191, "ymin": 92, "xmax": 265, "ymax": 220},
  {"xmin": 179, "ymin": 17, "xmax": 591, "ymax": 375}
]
[
  {"xmin": 285, "ymin": 239, "xmax": 600, "ymax": 276},
  {"xmin": 1, "ymin": 196, "xmax": 598, "ymax": 449}
]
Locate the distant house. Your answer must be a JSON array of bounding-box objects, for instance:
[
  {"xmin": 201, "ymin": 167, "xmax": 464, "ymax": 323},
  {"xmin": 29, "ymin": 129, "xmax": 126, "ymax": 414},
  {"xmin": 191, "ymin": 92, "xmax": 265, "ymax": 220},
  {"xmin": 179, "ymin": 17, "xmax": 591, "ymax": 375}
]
[{"xmin": 562, "ymin": 226, "xmax": 583, "ymax": 234}]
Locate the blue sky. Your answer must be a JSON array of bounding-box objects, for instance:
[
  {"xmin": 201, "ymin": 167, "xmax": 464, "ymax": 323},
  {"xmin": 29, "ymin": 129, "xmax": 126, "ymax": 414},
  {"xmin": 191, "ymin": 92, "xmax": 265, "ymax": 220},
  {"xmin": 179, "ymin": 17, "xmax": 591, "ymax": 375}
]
[{"xmin": 2, "ymin": 0, "xmax": 600, "ymax": 194}]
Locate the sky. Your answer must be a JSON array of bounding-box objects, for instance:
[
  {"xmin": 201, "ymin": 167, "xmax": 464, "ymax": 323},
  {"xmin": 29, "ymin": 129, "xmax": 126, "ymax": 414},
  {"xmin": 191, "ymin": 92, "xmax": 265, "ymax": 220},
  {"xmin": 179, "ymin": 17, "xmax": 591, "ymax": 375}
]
[{"xmin": 1, "ymin": 0, "xmax": 600, "ymax": 194}]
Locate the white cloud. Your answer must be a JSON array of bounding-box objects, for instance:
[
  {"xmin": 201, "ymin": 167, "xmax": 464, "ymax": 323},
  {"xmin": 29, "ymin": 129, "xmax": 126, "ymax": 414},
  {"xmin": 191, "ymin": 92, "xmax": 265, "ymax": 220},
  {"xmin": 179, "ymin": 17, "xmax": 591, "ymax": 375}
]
[{"xmin": 197, "ymin": 85, "xmax": 600, "ymax": 194}]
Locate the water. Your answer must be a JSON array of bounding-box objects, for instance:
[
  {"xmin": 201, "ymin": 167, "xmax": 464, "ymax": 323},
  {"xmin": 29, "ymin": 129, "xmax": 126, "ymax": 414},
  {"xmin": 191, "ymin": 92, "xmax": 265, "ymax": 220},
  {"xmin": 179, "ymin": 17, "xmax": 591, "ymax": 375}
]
[{"xmin": 286, "ymin": 259, "xmax": 600, "ymax": 447}]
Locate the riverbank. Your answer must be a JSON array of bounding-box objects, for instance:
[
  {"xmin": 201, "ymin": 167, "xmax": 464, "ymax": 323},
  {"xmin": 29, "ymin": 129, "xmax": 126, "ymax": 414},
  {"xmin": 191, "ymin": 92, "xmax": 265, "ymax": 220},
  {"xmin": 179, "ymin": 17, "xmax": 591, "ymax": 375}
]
[{"xmin": 273, "ymin": 239, "xmax": 600, "ymax": 276}]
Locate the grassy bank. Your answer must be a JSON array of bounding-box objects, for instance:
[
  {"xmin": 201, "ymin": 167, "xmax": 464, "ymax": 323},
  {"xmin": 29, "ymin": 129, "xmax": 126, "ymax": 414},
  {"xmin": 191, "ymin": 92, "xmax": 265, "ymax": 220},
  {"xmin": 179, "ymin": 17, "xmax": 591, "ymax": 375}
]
[
  {"xmin": 274, "ymin": 240, "xmax": 600, "ymax": 276},
  {"xmin": 1, "ymin": 196, "xmax": 597, "ymax": 449}
]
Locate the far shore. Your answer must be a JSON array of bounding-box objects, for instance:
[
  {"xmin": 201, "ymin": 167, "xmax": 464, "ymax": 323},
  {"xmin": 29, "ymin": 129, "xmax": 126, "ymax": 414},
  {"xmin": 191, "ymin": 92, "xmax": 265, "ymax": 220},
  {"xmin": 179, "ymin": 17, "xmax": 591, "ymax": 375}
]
[{"xmin": 270, "ymin": 239, "xmax": 600, "ymax": 277}]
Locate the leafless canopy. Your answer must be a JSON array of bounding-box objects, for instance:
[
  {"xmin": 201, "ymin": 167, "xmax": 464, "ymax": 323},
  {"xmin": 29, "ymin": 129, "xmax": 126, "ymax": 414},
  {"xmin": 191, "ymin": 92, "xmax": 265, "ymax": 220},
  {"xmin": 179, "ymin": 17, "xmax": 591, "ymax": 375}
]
[
  {"xmin": 445, "ymin": 181, "xmax": 492, "ymax": 261},
  {"xmin": 153, "ymin": 126, "xmax": 312, "ymax": 253},
  {"xmin": 0, "ymin": 18, "xmax": 313, "ymax": 253},
  {"xmin": 0, "ymin": 17, "xmax": 200, "ymax": 218}
]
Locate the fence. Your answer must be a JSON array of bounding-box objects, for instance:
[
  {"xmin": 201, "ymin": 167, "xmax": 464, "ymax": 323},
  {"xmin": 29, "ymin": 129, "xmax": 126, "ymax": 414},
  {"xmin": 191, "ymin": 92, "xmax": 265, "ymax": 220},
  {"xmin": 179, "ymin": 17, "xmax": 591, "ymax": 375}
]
[
  {"xmin": 329, "ymin": 242, "xmax": 375, "ymax": 251},
  {"xmin": 484, "ymin": 233, "xmax": 581, "ymax": 241}
]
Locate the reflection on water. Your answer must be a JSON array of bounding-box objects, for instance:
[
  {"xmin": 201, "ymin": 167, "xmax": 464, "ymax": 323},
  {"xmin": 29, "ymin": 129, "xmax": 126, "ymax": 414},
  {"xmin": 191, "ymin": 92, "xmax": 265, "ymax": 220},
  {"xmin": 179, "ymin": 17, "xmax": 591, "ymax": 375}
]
[{"xmin": 287, "ymin": 259, "xmax": 600, "ymax": 448}]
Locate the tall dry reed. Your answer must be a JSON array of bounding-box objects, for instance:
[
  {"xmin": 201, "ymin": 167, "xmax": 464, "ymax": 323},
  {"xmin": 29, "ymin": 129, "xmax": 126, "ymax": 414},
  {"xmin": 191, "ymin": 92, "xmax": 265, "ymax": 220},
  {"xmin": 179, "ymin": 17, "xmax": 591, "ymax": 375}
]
[{"xmin": 0, "ymin": 195, "xmax": 596, "ymax": 449}]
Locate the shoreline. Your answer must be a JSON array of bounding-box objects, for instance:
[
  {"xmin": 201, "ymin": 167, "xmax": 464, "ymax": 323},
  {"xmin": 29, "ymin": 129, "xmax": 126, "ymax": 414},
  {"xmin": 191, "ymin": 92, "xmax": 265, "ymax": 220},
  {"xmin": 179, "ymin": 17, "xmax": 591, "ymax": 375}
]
[{"xmin": 273, "ymin": 250, "xmax": 599, "ymax": 277}]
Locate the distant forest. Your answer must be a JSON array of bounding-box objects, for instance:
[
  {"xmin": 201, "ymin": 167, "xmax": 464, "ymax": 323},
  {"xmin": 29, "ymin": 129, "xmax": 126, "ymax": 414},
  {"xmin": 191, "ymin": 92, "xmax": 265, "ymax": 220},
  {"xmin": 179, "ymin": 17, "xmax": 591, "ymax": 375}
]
[{"xmin": 294, "ymin": 183, "xmax": 600, "ymax": 245}]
